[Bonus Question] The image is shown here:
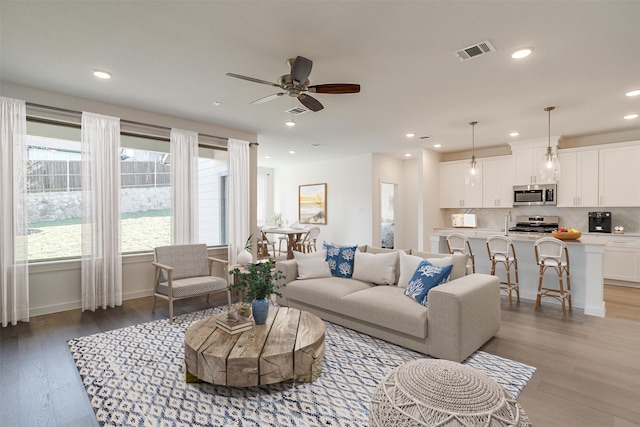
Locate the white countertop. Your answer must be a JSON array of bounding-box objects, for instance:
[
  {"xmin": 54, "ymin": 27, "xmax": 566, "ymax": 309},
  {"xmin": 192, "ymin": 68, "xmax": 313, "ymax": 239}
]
[{"xmin": 432, "ymin": 227, "xmax": 640, "ymax": 245}]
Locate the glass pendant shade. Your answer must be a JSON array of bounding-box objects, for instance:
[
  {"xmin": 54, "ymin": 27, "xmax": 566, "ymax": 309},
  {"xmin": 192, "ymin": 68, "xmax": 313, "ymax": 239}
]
[
  {"xmin": 465, "ymin": 156, "xmax": 481, "ymax": 186},
  {"xmin": 465, "ymin": 121, "xmax": 481, "ymax": 186},
  {"xmin": 539, "ymin": 106, "xmax": 560, "ymax": 183},
  {"xmin": 538, "ymin": 146, "xmax": 561, "ymax": 182}
]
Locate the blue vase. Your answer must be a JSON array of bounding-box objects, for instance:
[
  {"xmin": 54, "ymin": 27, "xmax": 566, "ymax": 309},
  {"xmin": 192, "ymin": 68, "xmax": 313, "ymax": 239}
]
[{"xmin": 252, "ymin": 298, "xmax": 269, "ymax": 325}]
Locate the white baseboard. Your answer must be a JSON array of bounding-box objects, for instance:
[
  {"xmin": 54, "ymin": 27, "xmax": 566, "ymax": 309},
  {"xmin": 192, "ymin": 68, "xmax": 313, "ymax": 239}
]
[{"xmin": 28, "ymin": 289, "xmax": 155, "ymax": 317}]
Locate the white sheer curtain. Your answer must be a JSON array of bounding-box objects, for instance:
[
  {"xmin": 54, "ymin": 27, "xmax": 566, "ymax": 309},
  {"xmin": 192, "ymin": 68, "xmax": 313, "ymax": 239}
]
[
  {"xmin": 81, "ymin": 112, "xmax": 122, "ymax": 311},
  {"xmin": 227, "ymin": 139, "xmax": 250, "ymax": 266},
  {"xmin": 0, "ymin": 97, "xmax": 29, "ymax": 327},
  {"xmin": 170, "ymin": 128, "xmax": 199, "ymax": 245}
]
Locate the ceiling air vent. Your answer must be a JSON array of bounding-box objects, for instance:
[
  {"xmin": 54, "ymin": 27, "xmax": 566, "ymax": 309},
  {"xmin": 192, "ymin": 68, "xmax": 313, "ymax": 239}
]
[
  {"xmin": 455, "ymin": 40, "xmax": 495, "ymax": 61},
  {"xmin": 285, "ymin": 106, "xmax": 309, "ymax": 115},
  {"xmin": 418, "ymin": 136, "xmax": 430, "ymax": 140}
]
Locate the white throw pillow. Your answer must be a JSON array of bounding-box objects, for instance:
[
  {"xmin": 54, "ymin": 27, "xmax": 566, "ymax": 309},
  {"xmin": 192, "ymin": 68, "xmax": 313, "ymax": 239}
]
[
  {"xmin": 398, "ymin": 251, "xmax": 454, "ymax": 289},
  {"xmin": 352, "ymin": 249, "xmax": 398, "ymax": 285},
  {"xmin": 294, "ymin": 250, "xmax": 332, "ymax": 279}
]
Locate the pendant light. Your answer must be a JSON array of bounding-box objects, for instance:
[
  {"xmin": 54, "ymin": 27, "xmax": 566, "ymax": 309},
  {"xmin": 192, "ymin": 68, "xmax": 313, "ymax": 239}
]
[
  {"xmin": 538, "ymin": 106, "xmax": 560, "ymax": 182},
  {"xmin": 465, "ymin": 121, "xmax": 481, "ymax": 186}
]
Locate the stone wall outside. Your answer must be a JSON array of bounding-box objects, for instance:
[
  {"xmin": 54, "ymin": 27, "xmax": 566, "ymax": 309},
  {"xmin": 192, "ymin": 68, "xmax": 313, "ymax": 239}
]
[{"xmin": 27, "ymin": 187, "xmax": 170, "ymax": 223}]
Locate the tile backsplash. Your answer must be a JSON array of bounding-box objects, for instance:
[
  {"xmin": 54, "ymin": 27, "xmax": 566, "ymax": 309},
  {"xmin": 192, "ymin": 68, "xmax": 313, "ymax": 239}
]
[{"xmin": 441, "ymin": 206, "xmax": 640, "ymax": 233}]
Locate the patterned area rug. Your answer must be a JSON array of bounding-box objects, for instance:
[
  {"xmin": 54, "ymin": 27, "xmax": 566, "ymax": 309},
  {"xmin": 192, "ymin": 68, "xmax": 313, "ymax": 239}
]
[{"xmin": 68, "ymin": 306, "xmax": 535, "ymax": 427}]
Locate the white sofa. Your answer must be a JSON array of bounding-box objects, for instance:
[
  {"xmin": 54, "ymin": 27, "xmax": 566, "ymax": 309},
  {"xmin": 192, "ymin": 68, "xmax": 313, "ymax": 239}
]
[{"xmin": 276, "ymin": 245, "xmax": 501, "ymax": 363}]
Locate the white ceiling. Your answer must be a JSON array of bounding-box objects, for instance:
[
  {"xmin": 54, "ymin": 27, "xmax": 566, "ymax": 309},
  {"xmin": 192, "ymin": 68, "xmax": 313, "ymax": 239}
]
[{"xmin": 1, "ymin": 1, "xmax": 639, "ymax": 168}]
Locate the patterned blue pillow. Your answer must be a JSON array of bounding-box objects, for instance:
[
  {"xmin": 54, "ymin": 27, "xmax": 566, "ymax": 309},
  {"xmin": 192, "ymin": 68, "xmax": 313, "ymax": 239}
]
[
  {"xmin": 403, "ymin": 260, "xmax": 453, "ymax": 306},
  {"xmin": 323, "ymin": 243, "xmax": 357, "ymax": 278}
]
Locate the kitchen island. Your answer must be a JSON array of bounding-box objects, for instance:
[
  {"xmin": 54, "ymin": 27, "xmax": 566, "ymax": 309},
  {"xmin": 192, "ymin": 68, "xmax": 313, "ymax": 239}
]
[{"xmin": 430, "ymin": 229, "xmax": 608, "ymax": 317}]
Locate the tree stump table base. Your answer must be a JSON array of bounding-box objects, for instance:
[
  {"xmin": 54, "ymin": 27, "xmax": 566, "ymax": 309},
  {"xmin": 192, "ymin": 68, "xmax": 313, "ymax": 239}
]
[{"xmin": 184, "ymin": 306, "xmax": 325, "ymax": 387}]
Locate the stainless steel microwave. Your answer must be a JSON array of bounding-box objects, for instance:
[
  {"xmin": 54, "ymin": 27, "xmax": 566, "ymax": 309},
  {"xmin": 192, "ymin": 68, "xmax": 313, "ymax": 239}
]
[{"xmin": 513, "ymin": 184, "xmax": 557, "ymax": 206}]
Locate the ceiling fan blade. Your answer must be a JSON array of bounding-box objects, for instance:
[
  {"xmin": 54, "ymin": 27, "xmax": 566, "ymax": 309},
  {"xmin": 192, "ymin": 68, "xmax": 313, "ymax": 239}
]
[
  {"xmin": 298, "ymin": 93, "xmax": 324, "ymax": 112},
  {"xmin": 250, "ymin": 93, "xmax": 285, "ymax": 105},
  {"xmin": 291, "ymin": 56, "xmax": 313, "ymax": 84},
  {"xmin": 309, "ymin": 83, "xmax": 361, "ymax": 94},
  {"xmin": 226, "ymin": 73, "xmax": 281, "ymax": 88}
]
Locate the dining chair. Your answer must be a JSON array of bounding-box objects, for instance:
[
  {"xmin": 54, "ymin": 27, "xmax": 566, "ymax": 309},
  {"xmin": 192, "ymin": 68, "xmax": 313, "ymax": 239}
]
[{"xmin": 259, "ymin": 230, "xmax": 277, "ymax": 259}]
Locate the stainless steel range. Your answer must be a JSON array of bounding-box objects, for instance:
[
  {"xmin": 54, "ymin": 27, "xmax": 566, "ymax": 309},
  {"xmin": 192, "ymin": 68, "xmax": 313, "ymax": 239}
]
[{"xmin": 509, "ymin": 215, "xmax": 559, "ymax": 233}]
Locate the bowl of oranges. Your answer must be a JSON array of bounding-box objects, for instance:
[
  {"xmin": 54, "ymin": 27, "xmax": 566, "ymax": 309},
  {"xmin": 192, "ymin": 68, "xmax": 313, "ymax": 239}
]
[{"xmin": 552, "ymin": 227, "xmax": 582, "ymax": 240}]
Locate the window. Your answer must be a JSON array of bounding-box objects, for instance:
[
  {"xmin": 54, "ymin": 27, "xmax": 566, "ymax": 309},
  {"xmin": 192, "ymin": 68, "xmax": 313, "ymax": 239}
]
[
  {"xmin": 24, "ymin": 118, "xmax": 229, "ymax": 261},
  {"xmin": 25, "ymin": 125, "xmax": 82, "ymax": 261}
]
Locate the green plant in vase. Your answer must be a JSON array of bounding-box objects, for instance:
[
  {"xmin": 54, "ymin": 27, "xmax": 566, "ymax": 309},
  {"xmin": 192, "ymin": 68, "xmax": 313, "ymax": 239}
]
[{"xmin": 229, "ymin": 259, "xmax": 285, "ymax": 325}]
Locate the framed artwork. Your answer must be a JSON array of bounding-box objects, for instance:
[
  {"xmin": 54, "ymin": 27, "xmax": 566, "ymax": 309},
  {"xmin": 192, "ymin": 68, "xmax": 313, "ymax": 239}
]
[{"xmin": 299, "ymin": 183, "xmax": 327, "ymax": 224}]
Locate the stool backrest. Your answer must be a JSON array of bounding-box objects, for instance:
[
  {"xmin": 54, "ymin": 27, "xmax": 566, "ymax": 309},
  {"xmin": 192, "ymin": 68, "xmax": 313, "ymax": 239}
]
[
  {"xmin": 447, "ymin": 233, "xmax": 471, "ymax": 255},
  {"xmin": 486, "ymin": 235, "xmax": 516, "ymax": 261},
  {"xmin": 534, "ymin": 237, "xmax": 568, "ymax": 265}
]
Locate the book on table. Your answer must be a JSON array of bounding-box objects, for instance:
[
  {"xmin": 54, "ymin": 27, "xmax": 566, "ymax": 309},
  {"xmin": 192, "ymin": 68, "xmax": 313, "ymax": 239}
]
[{"xmin": 216, "ymin": 316, "xmax": 253, "ymax": 334}]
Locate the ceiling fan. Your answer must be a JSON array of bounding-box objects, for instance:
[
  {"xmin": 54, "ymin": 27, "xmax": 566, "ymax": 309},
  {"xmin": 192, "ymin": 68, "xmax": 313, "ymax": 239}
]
[{"xmin": 226, "ymin": 56, "xmax": 360, "ymax": 112}]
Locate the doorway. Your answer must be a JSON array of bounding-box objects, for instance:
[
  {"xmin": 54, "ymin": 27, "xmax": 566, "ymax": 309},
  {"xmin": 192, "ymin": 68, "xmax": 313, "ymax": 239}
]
[{"xmin": 380, "ymin": 182, "xmax": 396, "ymax": 249}]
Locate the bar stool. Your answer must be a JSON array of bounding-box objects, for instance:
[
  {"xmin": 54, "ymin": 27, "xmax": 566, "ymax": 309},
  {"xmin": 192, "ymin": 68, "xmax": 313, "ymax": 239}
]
[
  {"xmin": 486, "ymin": 235, "xmax": 519, "ymax": 304},
  {"xmin": 446, "ymin": 233, "xmax": 476, "ymax": 273},
  {"xmin": 534, "ymin": 237, "xmax": 572, "ymax": 315}
]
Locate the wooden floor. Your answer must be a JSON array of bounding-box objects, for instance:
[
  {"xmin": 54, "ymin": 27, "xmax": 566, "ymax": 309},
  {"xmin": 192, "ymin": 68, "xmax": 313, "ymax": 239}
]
[{"xmin": 1, "ymin": 286, "xmax": 639, "ymax": 427}]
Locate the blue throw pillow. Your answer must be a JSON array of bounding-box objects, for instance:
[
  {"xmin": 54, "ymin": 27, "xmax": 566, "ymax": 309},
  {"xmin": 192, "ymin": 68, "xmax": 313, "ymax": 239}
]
[
  {"xmin": 403, "ymin": 260, "xmax": 453, "ymax": 306},
  {"xmin": 323, "ymin": 243, "xmax": 357, "ymax": 278}
]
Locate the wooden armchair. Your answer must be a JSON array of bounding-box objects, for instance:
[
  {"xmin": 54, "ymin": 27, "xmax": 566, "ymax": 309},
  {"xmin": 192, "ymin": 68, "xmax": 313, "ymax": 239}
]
[{"xmin": 152, "ymin": 244, "xmax": 230, "ymax": 323}]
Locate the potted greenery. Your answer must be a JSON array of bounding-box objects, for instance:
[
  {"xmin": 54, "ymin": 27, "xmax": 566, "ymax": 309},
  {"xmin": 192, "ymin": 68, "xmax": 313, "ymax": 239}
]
[{"xmin": 228, "ymin": 259, "xmax": 285, "ymax": 325}]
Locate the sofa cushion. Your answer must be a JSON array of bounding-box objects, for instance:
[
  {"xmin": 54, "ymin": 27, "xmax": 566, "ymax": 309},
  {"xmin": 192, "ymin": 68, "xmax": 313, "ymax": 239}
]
[
  {"xmin": 284, "ymin": 277, "xmax": 372, "ymax": 312},
  {"xmin": 408, "ymin": 250, "xmax": 469, "ymax": 282},
  {"xmin": 324, "ymin": 243, "xmax": 357, "ymax": 278},
  {"xmin": 364, "ymin": 246, "xmax": 410, "ymax": 284},
  {"xmin": 293, "ymin": 250, "xmax": 332, "ymax": 279},
  {"xmin": 403, "ymin": 260, "xmax": 453, "ymax": 306},
  {"xmin": 341, "ymin": 286, "xmax": 429, "ymax": 339},
  {"xmin": 352, "ymin": 249, "xmax": 398, "ymax": 285}
]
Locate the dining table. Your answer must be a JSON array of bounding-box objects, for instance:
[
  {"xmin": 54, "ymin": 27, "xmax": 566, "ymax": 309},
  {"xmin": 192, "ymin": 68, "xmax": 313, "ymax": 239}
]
[{"xmin": 261, "ymin": 227, "xmax": 309, "ymax": 260}]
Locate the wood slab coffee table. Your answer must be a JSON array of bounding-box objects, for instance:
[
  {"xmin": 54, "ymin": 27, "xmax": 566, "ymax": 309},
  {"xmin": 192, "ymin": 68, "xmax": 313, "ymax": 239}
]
[{"xmin": 184, "ymin": 306, "xmax": 325, "ymax": 387}]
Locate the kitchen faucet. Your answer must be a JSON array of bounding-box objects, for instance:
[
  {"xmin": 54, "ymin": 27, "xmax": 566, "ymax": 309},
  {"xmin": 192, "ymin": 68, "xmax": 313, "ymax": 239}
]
[{"xmin": 504, "ymin": 210, "xmax": 512, "ymax": 236}]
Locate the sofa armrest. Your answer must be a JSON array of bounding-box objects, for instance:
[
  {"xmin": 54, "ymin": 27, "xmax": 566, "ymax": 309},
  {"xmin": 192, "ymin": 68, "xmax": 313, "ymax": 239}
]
[
  {"xmin": 276, "ymin": 259, "xmax": 298, "ymax": 285},
  {"xmin": 427, "ymin": 273, "xmax": 501, "ymax": 362}
]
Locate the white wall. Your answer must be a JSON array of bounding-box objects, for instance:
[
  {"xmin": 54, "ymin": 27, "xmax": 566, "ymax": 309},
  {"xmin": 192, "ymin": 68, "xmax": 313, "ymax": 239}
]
[
  {"xmin": 372, "ymin": 154, "xmax": 405, "ymax": 248},
  {"xmin": 274, "ymin": 154, "xmax": 373, "ymax": 246},
  {"xmin": 420, "ymin": 148, "xmax": 444, "ymax": 250}
]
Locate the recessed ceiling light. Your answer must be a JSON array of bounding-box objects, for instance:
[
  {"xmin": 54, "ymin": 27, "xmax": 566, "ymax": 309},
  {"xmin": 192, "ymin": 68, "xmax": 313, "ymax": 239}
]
[
  {"xmin": 92, "ymin": 69, "xmax": 112, "ymax": 79},
  {"xmin": 264, "ymin": 155, "xmax": 271, "ymax": 159},
  {"xmin": 433, "ymin": 144, "xmax": 442, "ymax": 148},
  {"xmin": 406, "ymin": 133, "xmax": 415, "ymax": 138},
  {"xmin": 509, "ymin": 132, "xmax": 520, "ymax": 137},
  {"xmin": 624, "ymin": 113, "xmax": 639, "ymax": 120},
  {"xmin": 404, "ymin": 153, "xmax": 412, "ymax": 157},
  {"xmin": 211, "ymin": 101, "xmax": 221, "ymax": 107},
  {"xmin": 285, "ymin": 120, "xmax": 296, "ymax": 127},
  {"xmin": 626, "ymin": 89, "xmax": 640, "ymax": 97},
  {"xmin": 288, "ymin": 150, "xmax": 296, "ymax": 154},
  {"xmin": 511, "ymin": 48, "xmax": 532, "ymax": 59}
]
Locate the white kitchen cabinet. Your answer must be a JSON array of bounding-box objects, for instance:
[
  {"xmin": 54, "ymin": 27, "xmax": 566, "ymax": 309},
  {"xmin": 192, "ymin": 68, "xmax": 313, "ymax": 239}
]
[
  {"xmin": 557, "ymin": 149, "xmax": 599, "ymax": 207},
  {"xmin": 512, "ymin": 146, "xmax": 551, "ymax": 185},
  {"xmin": 482, "ymin": 156, "xmax": 513, "ymax": 207},
  {"xmin": 604, "ymin": 240, "xmax": 640, "ymax": 285},
  {"xmin": 439, "ymin": 161, "xmax": 483, "ymax": 208},
  {"xmin": 598, "ymin": 143, "xmax": 640, "ymax": 207}
]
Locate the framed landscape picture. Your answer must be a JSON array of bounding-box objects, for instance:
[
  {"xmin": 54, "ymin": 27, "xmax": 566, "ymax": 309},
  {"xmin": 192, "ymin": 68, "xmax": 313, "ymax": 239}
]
[{"xmin": 299, "ymin": 183, "xmax": 327, "ymax": 224}]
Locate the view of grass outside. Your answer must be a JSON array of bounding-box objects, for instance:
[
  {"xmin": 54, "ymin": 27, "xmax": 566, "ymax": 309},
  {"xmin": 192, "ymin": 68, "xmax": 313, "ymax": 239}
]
[{"xmin": 28, "ymin": 210, "xmax": 171, "ymax": 261}]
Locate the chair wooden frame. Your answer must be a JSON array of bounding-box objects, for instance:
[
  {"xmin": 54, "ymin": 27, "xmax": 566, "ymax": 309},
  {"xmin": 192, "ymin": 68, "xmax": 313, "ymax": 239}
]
[
  {"xmin": 152, "ymin": 244, "xmax": 231, "ymax": 323},
  {"xmin": 534, "ymin": 237, "xmax": 572, "ymax": 315},
  {"xmin": 486, "ymin": 235, "xmax": 520, "ymax": 304}
]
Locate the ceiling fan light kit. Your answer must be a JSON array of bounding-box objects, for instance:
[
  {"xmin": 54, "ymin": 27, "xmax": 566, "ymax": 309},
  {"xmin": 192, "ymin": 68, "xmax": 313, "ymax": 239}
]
[{"xmin": 227, "ymin": 55, "xmax": 360, "ymax": 114}]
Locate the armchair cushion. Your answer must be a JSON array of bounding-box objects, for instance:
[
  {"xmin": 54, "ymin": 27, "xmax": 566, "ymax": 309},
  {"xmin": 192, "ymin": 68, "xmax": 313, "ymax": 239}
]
[
  {"xmin": 157, "ymin": 276, "xmax": 227, "ymax": 298},
  {"xmin": 155, "ymin": 244, "xmax": 210, "ymax": 281}
]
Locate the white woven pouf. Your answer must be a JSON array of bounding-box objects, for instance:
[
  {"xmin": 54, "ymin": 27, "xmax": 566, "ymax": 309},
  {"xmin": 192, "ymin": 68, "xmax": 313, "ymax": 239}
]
[{"xmin": 370, "ymin": 359, "xmax": 531, "ymax": 427}]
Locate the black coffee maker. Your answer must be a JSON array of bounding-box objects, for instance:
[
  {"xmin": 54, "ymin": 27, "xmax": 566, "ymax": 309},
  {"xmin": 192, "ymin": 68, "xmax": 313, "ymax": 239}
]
[{"xmin": 588, "ymin": 212, "xmax": 612, "ymax": 233}]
